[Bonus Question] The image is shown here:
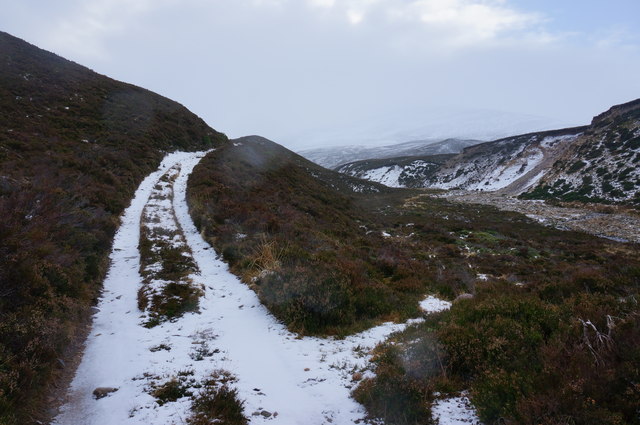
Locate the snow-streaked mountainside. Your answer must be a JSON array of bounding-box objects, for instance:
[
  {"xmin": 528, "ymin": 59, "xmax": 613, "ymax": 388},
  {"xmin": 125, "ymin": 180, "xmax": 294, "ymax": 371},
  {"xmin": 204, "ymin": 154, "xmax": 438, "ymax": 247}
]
[
  {"xmin": 427, "ymin": 129, "xmax": 585, "ymax": 193},
  {"xmin": 300, "ymin": 138, "xmax": 479, "ymax": 169},
  {"xmin": 336, "ymin": 154, "xmax": 454, "ymax": 188},
  {"xmin": 526, "ymin": 99, "xmax": 640, "ymax": 204},
  {"xmin": 337, "ymin": 99, "xmax": 640, "ymax": 206}
]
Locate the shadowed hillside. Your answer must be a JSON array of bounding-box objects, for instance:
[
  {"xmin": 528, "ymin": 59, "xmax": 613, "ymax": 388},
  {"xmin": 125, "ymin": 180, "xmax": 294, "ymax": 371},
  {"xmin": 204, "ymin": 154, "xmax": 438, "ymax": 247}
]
[{"xmin": 0, "ymin": 32, "xmax": 226, "ymax": 424}]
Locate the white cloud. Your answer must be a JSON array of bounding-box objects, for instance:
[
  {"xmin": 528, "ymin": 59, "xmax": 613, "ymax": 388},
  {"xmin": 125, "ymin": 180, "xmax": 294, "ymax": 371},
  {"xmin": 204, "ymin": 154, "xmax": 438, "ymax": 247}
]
[
  {"xmin": 9, "ymin": 0, "xmax": 637, "ymax": 148},
  {"xmin": 45, "ymin": 0, "xmax": 175, "ymax": 60},
  {"xmin": 301, "ymin": 0, "xmax": 546, "ymax": 48},
  {"xmin": 413, "ymin": 0, "xmax": 538, "ymax": 40},
  {"xmin": 309, "ymin": 0, "xmax": 336, "ymax": 8},
  {"xmin": 594, "ymin": 26, "xmax": 640, "ymax": 51},
  {"xmin": 43, "ymin": 0, "xmax": 546, "ymax": 60},
  {"xmin": 346, "ymin": 9, "xmax": 364, "ymax": 24}
]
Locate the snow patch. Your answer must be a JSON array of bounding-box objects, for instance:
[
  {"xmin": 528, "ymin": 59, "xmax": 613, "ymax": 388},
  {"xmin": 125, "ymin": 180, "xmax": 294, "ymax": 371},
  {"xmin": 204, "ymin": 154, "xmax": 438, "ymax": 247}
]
[
  {"xmin": 432, "ymin": 392, "xmax": 482, "ymax": 425},
  {"xmin": 475, "ymin": 149, "xmax": 543, "ymax": 191},
  {"xmin": 362, "ymin": 165, "xmax": 404, "ymax": 188},
  {"xmin": 419, "ymin": 296, "xmax": 451, "ymax": 313},
  {"xmin": 540, "ymin": 134, "xmax": 579, "ymax": 148}
]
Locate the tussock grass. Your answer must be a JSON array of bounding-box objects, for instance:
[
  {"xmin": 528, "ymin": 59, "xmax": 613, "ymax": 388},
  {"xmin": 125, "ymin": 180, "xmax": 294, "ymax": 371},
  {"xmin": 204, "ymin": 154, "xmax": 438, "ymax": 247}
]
[{"xmin": 187, "ymin": 371, "xmax": 247, "ymax": 425}]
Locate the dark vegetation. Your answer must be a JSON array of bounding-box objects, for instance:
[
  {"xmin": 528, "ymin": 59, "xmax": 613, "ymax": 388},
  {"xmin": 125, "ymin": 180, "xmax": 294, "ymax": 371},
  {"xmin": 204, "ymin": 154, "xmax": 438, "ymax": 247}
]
[
  {"xmin": 188, "ymin": 136, "xmax": 439, "ymax": 335},
  {"xmin": 148, "ymin": 369, "xmax": 247, "ymax": 424},
  {"xmin": 187, "ymin": 370, "xmax": 247, "ymax": 425},
  {"xmin": 0, "ymin": 32, "xmax": 226, "ymax": 424},
  {"xmin": 357, "ymin": 196, "xmax": 640, "ymax": 425},
  {"xmin": 151, "ymin": 371, "xmax": 195, "ymax": 406},
  {"xmin": 187, "ymin": 138, "xmax": 640, "ymax": 424}
]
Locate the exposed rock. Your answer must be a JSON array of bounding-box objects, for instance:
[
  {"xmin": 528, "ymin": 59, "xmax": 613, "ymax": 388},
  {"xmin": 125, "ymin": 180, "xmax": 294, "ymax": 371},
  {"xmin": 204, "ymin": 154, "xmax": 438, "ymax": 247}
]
[
  {"xmin": 92, "ymin": 387, "xmax": 118, "ymax": 399},
  {"xmin": 454, "ymin": 293, "xmax": 474, "ymax": 303}
]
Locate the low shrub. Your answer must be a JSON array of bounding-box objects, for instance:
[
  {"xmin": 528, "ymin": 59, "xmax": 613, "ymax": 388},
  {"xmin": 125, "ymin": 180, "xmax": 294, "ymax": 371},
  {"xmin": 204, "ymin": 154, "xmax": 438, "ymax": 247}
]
[
  {"xmin": 0, "ymin": 31, "xmax": 227, "ymax": 423},
  {"xmin": 187, "ymin": 371, "xmax": 247, "ymax": 425}
]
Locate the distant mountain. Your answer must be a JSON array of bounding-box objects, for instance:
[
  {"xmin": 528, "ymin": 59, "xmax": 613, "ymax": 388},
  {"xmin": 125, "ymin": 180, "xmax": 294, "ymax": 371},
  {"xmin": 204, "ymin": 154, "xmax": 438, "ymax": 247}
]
[
  {"xmin": 336, "ymin": 99, "xmax": 640, "ymax": 206},
  {"xmin": 0, "ymin": 31, "xmax": 226, "ymax": 424},
  {"xmin": 288, "ymin": 104, "xmax": 572, "ymax": 156},
  {"xmin": 300, "ymin": 138, "xmax": 480, "ymax": 169}
]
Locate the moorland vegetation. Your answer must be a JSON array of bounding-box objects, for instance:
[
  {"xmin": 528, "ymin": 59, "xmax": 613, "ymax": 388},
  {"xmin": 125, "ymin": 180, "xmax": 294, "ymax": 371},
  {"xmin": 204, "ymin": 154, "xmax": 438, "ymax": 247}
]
[
  {"xmin": 0, "ymin": 32, "xmax": 226, "ymax": 424},
  {"xmin": 188, "ymin": 137, "xmax": 640, "ymax": 424}
]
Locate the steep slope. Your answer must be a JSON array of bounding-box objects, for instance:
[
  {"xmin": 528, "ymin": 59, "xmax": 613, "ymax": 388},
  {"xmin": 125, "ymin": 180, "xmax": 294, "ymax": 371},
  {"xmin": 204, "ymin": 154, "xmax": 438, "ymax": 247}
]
[
  {"xmin": 335, "ymin": 154, "xmax": 455, "ymax": 188},
  {"xmin": 523, "ymin": 99, "xmax": 640, "ymax": 204},
  {"xmin": 224, "ymin": 135, "xmax": 386, "ymax": 194},
  {"xmin": 299, "ymin": 138, "xmax": 480, "ymax": 169},
  {"xmin": 427, "ymin": 128, "xmax": 586, "ymax": 193},
  {"xmin": 186, "ymin": 136, "xmax": 437, "ymax": 337},
  {"xmin": 0, "ymin": 32, "xmax": 226, "ymax": 424}
]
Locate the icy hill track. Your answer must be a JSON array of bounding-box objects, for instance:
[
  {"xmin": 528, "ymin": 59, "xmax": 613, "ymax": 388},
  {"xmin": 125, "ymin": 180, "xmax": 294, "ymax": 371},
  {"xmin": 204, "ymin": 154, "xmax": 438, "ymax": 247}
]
[{"xmin": 52, "ymin": 151, "xmax": 431, "ymax": 425}]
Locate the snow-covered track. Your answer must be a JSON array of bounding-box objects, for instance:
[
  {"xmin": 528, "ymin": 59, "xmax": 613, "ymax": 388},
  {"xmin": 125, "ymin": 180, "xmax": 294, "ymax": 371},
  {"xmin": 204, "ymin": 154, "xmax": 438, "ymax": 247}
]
[{"xmin": 53, "ymin": 151, "xmax": 421, "ymax": 425}]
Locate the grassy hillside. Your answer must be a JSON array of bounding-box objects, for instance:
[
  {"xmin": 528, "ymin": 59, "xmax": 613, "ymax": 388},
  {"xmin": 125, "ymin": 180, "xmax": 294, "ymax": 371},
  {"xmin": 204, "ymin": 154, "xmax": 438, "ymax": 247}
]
[
  {"xmin": 187, "ymin": 136, "xmax": 640, "ymax": 424},
  {"xmin": 0, "ymin": 32, "xmax": 227, "ymax": 424}
]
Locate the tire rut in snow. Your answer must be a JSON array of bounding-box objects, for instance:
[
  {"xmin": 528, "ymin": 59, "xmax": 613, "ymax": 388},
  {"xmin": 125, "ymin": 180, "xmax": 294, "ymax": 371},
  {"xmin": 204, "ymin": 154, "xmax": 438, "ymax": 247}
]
[
  {"xmin": 53, "ymin": 151, "xmax": 449, "ymax": 425},
  {"xmin": 137, "ymin": 164, "xmax": 203, "ymax": 327}
]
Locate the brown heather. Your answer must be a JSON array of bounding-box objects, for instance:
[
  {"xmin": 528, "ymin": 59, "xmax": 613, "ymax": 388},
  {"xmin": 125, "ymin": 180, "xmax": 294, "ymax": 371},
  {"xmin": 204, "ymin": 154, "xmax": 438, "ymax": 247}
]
[
  {"xmin": 188, "ymin": 136, "xmax": 640, "ymax": 424},
  {"xmin": 0, "ymin": 32, "xmax": 226, "ymax": 424}
]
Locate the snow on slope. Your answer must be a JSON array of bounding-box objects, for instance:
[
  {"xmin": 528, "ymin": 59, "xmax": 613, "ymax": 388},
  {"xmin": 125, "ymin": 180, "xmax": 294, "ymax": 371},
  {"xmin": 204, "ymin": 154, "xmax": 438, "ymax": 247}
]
[
  {"xmin": 361, "ymin": 165, "xmax": 404, "ymax": 188},
  {"xmin": 429, "ymin": 133, "xmax": 581, "ymax": 194},
  {"xmin": 339, "ymin": 158, "xmax": 444, "ymax": 188},
  {"xmin": 432, "ymin": 392, "xmax": 481, "ymax": 425},
  {"xmin": 460, "ymin": 147, "xmax": 543, "ymax": 191},
  {"xmin": 53, "ymin": 151, "xmax": 477, "ymax": 425}
]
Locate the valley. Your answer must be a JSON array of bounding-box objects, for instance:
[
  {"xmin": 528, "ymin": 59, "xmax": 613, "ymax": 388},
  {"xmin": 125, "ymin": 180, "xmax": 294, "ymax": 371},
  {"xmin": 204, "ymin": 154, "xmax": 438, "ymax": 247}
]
[
  {"xmin": 52, "ymin": 151, "xmax": 476, "ymax": 425},
  {"xmin": 433, "ymin": 190, "xmax": 640, "ymax": 243},
  {"xmin": 1, "ymin": 31, "xmax": 639, "ymax": 425}
]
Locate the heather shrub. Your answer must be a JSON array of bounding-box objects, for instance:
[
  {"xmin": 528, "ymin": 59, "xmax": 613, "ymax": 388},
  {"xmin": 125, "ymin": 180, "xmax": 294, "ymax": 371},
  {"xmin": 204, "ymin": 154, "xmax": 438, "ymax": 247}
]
[
  {"xmin": 186, "ymin": 136, "xmax": 640, "ymax": 423},
  {"xmin": 187, "ymin": 371, "xmax": 247, "ymax": 425},
  {"xmin": 0, "ymin": 32, "xmax": 226, "ymax": 423}
]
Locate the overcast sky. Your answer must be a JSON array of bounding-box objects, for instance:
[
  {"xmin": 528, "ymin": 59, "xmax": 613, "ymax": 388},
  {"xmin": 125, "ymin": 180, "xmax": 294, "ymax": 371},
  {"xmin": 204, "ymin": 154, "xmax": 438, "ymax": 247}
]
[{"xmin": 2, "ymin": 0, "xmax": 640, "ymax": 149}]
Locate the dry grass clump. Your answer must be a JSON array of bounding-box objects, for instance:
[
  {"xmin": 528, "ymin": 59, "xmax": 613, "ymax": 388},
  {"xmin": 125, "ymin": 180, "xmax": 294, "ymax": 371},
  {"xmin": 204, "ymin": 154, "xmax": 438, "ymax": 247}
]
[
  {"xmin": 151, "ymin": 372, "xmax": 194, "ymax": 406},
  {"xmin": 187, "ymin": 371, "xmax": 247, "ymax": 425},
  {"xmin": 138, "ymin": 225, "xmax": 203, "ymax": 327}
]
